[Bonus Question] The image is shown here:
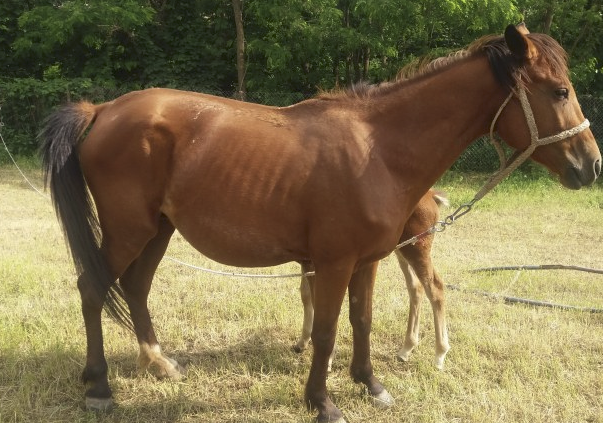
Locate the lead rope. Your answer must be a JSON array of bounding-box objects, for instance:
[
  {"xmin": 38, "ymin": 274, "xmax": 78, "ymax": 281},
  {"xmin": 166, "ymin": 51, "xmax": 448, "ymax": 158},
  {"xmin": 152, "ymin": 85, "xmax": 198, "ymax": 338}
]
[{"xmin": 395, "ymin": 86, "xmax": 590, "ymax": 251}]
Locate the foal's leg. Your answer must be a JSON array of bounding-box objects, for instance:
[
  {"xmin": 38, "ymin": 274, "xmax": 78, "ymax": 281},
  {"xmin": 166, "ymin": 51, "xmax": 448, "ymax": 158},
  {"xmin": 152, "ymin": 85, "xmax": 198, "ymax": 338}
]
[
  {"xmin": 347, "ymin": 262, "xmax": 394, "ymax": 408},
  {"xmin": 394, "ymin": 249, "xmax": 425, "ymax": 363},
  {"xmin": 401, "ymin": 247, "xmax": 450, "ymax": 369},
  {"xmin": 119, "ymin": 215, "xmax": 185, "ymax": 379},
  {"xmin": 294, "ymin": 266, "xmax": 314, "ymax": 353},
  {"xmin": 304, "ymin": 262, "xmax": 353, "ymax": 423},
  {"xmin": 294, "ymin": 263, "xmax": 335, "ymax": 371}
]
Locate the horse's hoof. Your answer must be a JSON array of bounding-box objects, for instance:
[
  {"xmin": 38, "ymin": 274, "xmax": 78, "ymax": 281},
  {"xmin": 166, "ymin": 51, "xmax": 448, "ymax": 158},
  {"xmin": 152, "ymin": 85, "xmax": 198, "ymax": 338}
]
[
  {"xmin": 292, "ymin": 344, "xmax": 305, "ymax": 353},
  {"xmin": 370, "ymin": 388, "xmax": 394, "ymax": 409},
  {"xmin": 85, "ymin": 396, "xmax": 113, "ymax": 412},
  {"xmin": 397, "ymin": 349, "xmax": 412, "ymax": 362},
  {"xmin": 161, "ymin": 358, "xmax": 187, "ymax": 380}
]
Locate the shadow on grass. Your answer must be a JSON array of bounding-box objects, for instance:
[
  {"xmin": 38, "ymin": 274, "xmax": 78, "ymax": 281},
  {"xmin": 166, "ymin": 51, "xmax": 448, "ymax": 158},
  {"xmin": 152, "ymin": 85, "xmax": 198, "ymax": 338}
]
[{"xmin": 1, "ymin": 328, "xmax": 313, "ymax": 422}]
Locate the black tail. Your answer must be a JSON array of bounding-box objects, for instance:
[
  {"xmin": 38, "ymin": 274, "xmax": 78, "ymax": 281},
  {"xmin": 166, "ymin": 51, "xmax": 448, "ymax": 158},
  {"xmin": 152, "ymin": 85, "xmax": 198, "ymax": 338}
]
[{"xmin": 39, "ymin": 103, "xmax": 134, "ymax": 331}]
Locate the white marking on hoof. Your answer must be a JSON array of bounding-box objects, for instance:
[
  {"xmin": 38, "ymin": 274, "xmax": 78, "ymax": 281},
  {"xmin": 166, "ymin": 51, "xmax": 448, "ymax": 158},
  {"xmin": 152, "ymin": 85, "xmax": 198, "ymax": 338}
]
[
  {"xmin": 434, "ymin": 355, "xmax": 446, "ymax": 370},
  {"xmin": 85, "ymin": 396, "xmax": 113, "ymax": 411},
  {"xmin": 434, "ymin": 346, "xmax": 450, "ymax": 370},
  {"xmin": 161, "ymin": 356, "xmax": 187, "ymax": 380},
  {"xmin": 138, "ymin": 342, "xmax": 186, "ymax": 380},
  {"xmin": 370, "ymin": 388, "xmax": 394, "ymax": 409}
]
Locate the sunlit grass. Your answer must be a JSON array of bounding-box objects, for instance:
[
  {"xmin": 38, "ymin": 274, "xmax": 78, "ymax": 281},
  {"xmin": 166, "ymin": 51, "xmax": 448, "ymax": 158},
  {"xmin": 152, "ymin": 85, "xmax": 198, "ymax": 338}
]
[{"xmin": 1, "ymin": 163, "xmax": 602, "ymax": 423}]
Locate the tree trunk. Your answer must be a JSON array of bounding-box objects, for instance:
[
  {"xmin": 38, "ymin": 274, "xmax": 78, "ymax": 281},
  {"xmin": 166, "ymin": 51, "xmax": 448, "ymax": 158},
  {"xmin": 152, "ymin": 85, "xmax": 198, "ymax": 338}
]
[
  {"xmin": 362, "ymin": 46, "xmax": 370, "ymax": 80},
  {"xmin": 542, "ymin": 3, "xmax": 555, "ymax": 34},
  {"xmin": 232, "ymin": 0, "xmax": 246, "ymax": 101}
]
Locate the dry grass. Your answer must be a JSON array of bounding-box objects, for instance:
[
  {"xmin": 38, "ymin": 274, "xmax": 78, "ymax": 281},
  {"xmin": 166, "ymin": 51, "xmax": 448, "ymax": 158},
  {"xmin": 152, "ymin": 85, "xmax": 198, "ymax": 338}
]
[{"xmin": 1, "ymin": 162, "xmax": 602, "ymax": 423}]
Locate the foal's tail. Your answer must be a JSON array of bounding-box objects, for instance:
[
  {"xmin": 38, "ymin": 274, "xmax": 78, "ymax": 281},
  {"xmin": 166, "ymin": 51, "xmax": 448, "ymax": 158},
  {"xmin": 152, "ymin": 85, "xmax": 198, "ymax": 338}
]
[
  {"xmin": 39, "ymin": 102, "xmax": 134, "ymax": 331},
  {"xmin": 431, "ymin": 190, "xmax": 450, "ymax": 208}
]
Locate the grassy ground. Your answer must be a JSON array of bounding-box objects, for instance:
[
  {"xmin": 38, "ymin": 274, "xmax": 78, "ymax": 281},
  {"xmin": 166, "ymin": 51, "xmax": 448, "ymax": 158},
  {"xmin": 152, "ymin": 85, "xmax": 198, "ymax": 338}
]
[{"xmin": 0, "ymin": 162, "xmax": 602, "ymax": 423}]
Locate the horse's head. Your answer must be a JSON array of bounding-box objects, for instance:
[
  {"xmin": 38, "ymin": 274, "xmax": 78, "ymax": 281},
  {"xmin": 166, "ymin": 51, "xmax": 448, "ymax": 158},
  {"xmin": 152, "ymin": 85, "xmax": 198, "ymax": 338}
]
[{"xmin": 494, "ymin": 24, "xmax": 601, "ymax": 189}]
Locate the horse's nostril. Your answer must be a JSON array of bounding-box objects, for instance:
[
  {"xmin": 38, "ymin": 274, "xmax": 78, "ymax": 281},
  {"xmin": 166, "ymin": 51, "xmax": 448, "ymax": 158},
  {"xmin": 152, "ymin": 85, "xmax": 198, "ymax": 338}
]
[{"xmin": 595, "ymin": 159, "xmax": 602, "ymax": 178}]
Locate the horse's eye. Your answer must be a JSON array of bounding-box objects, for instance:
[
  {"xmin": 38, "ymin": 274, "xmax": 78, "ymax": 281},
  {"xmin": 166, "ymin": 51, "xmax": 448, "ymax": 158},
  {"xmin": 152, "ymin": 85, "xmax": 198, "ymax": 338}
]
[{"xmin": 555, "ymin": 88, "xmax": 569, "ymax": 99}]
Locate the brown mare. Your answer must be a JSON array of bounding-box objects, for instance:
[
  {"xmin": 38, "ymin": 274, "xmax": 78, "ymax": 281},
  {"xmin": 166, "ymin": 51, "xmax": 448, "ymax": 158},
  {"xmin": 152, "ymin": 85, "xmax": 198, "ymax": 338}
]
[
  {"xmin": 40, "ymin": 24, "xmax": 600, "ymax": 423},
  {"xmin": 295, "ymin": 189, "xmax": 451, "ymax": 371}
]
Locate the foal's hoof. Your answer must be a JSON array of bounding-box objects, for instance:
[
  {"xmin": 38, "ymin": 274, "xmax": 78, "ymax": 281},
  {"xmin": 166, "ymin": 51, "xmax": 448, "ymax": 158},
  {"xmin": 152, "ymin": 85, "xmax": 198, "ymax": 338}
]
[
  {"xmin": 85, "ymin": 396, "xmax": 113, "ymax": 412},
  {"xmin": 370, "ymin": 388, "xmax": 395, "ymax": 409},
  {"xmin": 434, "ymin": 356, "xmax": 446, "ymax": 371},
  {"xmin": 292, "ymin": 344, "xmax": 305, "ymax": 354},
  {"xmin": 397, "ymin": 348, "xmax": 412, "ymax": 363}
]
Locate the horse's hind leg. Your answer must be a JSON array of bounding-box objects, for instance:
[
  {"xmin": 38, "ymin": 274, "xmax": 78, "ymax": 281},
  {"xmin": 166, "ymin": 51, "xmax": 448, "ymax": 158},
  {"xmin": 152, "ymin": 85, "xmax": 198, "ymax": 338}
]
[
  {"xmin": 78, "ymin": 228, "xmax": 162, "ymax": 410},
  {"xmin": 119, "ymin": 215, "xmax": 185, "ymax": 379},
  {"xmin": 79, "ymin": 191, "xmax": 169, "ymax": 409},
  {"xmin": 78, "ymin": 272, "xmax": 113, "ymax": 410},
  {"xmin": 394, "ymin": 250, "xmax": 425, "ymax": 363}
]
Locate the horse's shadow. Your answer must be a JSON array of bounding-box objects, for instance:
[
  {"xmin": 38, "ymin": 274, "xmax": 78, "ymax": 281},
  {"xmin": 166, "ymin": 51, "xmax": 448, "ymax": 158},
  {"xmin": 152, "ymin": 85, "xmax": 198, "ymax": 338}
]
[
  {"xmin": 142, "ymin": 326, "xmax": 309, "ymax": 375},
  {"xmin": 105, "ymin": 327, "xmax": 313, "ymax": 420}
]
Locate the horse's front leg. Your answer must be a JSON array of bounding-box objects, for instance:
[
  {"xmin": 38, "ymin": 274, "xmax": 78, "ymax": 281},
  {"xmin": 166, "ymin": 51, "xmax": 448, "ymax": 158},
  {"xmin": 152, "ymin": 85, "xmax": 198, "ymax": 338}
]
[
  {"xmin": 348, "ymin": 262, "xmax": 394, "ymax": 408},
  {"xmin": 78, "ymin": 273, "xmax": 112, "ymax": 411},
  {"xmin": 305, "ymin": 263, "xmax": 352, "ymax": 423},
  {"xmin": 294, "ymin": 262, "xmax": 335, "ymax": 372}
]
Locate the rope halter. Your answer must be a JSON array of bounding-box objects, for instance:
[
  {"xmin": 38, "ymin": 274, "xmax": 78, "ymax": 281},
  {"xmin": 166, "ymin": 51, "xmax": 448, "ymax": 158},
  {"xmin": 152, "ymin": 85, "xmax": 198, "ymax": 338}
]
[
  {"xmin": 395, "ymin": 85, "xmax": 591, "ymax": 251},
  {"xmin": 477, "ymin": 86, "xmax": 591, "ymax": 201}
]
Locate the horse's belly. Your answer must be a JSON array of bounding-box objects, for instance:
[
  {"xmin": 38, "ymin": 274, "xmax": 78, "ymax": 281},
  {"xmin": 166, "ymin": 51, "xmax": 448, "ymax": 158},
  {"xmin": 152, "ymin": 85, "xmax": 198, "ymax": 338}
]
[{"xmin": 173, "ymin": 215, "xmax": 306, "ymax": 268}]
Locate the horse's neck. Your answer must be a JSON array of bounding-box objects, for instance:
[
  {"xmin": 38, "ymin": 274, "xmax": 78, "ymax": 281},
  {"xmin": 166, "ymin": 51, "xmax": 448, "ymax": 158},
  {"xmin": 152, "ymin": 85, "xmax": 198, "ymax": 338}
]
[{"xmin": 370, "ymin": 56, "xmax": 510, "ymax": 196}]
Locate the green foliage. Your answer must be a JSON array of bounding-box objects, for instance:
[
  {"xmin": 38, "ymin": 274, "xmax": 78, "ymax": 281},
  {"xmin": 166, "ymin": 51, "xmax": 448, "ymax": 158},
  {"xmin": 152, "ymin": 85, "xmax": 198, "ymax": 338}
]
[{"xmin": 0, "ymin": 77, "xmax": 124, "ymax": 155}]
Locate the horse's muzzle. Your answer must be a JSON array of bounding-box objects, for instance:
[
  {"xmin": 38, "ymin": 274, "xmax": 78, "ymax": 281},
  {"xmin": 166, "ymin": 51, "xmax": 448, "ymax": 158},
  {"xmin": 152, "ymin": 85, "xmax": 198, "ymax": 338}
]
[{"xmin": 562, "ymin": 158, "xmax": 601, "ymax": 189}]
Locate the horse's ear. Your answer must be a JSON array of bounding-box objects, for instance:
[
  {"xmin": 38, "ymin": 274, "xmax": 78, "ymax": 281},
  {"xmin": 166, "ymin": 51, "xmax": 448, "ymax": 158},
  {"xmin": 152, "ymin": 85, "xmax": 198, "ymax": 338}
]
[
  {"xmin": 505, "ymin": 23, "xmax": 538, "ymax": 61},
  {"xmin": 516, "ymin": 22, "xmax": 530, "ymax": 35}
]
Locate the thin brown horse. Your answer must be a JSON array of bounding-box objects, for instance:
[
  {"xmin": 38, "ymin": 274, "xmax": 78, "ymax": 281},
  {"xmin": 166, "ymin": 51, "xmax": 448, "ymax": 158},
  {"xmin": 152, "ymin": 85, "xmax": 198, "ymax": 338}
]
[
  {"xmin": 295, "ymin": 189, "xmax": 451, "ymax": 371},
  {"xmin": 40, "ymin": 24, "xmax": 600, "ymax": 423}
]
